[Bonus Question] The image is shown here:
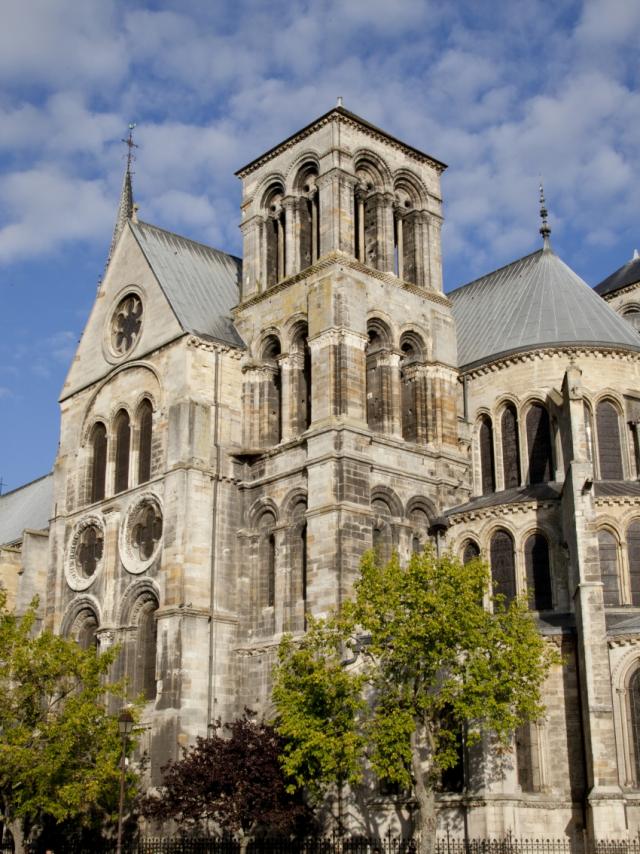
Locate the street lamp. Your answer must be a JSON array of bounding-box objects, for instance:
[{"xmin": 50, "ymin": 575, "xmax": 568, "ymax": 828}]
[{"xmin": 116, "ymin": 708, "xmax": 134, "ymax": 854}]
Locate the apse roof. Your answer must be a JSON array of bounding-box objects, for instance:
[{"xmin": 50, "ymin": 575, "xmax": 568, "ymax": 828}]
[
  {"xmin": 129, "ymin": 220, "xmax": 245, "ymax": 347},
  {"xmin": 594, "ymin": 252, "xmax": 640, "ymax": 297},
  {"xmin": 449, "ymin": 246, "xmax": 640, "ymax": 370},
  {"xmin": 0, "ymin": 474, "xmax": 53, "ymax": 547}
]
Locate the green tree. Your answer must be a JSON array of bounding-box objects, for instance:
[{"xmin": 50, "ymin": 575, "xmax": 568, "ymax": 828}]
[
  {"xmin": 0, "ymin": 592, "xmax": 138, "ymax": 854},
  {"xmin": 273, "ymin": 549, "xmax": 559, "ymax": 854}
]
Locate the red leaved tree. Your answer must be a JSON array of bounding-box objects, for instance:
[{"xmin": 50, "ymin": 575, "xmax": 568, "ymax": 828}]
[{"xmin": 141, "ymin": 711, "xmax": 312, "ymax": 850}]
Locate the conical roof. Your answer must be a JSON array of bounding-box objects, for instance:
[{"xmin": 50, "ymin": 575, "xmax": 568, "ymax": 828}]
[{"xmin": 449, "ymin": 246, "xmax": 640, "ymax": 369}]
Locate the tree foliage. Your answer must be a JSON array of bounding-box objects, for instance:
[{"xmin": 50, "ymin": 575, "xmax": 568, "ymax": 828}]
[
  {"xmin": 0, "ymin": 592, "xmax": 138, "ymax": 853},
  {"xmin": 141, "ymin": 712, "xmax": 312, "ymax": 842},
  {"xmin": 273, "ymin": 548, "xmax": 559, "ymax": 852}
]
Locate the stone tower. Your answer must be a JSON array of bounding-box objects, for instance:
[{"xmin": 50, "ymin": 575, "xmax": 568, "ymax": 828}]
[{"xmin": 231, "ymin": 106, "xmax": 467, "ymax": 710}]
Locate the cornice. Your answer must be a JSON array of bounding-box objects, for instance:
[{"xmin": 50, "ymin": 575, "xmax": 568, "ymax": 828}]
[
  {"xmin": 235, "ymin": 109, "xmax": 447, "ymax": 179},
  {"xmin": 460, "ymin": 344, "xmax": 640, "ymax": 380},
  {"xmin": 595, "ymin": 495, "xmax": 640, "ymax": 509},
  {"xmin": 447, "ymin": 498, "xmax": 559, "ymax": 525},
  {"xmin": 234, "ymin": 251, "xmax": 451, "ymax": 313}
]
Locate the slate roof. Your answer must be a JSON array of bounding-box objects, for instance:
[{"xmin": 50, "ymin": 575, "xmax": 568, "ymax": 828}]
[
  {"xmin": 594, "ymin": 481, "xmax": 640, "ymax": 499},
  {"xmin": 449, "ymin": 246, "xmax": 640, "ymax": 369},
  {"xmin": 446, "ymin": 482, "xmax": 562, "ymax": 517},
  {"xmin": 129, "ymin": 220, "xmax": 245, "ymax": 347},
  {"xmin": 594, "ymin": 253, "xmax": 640, "ymax": 297},
  {"xmin": 0, "ymin": 474, "xmax": 53, "ymax": 546}
]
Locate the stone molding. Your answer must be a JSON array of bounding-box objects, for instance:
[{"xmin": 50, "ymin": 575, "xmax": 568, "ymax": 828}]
[
  {"xmin": 448, "ymin": 498, "xmax": 559, "ymax": 524},
  {"xmin": 460, "ymin": 344, "xmax": 640, "ymax": 379}
]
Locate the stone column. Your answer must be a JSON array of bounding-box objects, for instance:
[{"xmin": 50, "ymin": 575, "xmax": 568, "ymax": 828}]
[
  {"xmin": 413, "ymin": 210, "xmax": 430, "ymax": 289},
  {"xmin": 426, "ymin": 212, "xmax": 444, "ymax": 292},
  {"xmin": 239, "ymin": 214, "xmax": 262, "ymax": 300},
  {"xmin": 283, "ymin": 196, "xmax": 297, "ymax": 278},
  {"xmin": 375, "ymin": 192, "xmax": 395, "ymax": 273},
  {"xmin": 317, "ymin": 169, "xmax": 357, "ymax": 257}
]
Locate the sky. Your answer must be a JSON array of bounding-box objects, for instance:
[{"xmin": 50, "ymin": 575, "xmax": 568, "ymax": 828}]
[{"xmin": 1, "ymin": 0, "xmax": 640, "ymax": 492}]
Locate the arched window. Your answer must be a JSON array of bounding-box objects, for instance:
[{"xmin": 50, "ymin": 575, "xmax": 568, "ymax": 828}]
[
  {"xmin": 265, "ymin": 185, "xmax": 286, "ymax": 287},
  {"xmin": 291, "ymin": 326, "xmax": 312, "ymax": 434},
  {"xmin": 479, "ymin": 416, "xmax": 495, "ymax": 494},
  {"xmin": 267, "ymin": 533, "xmax": 276, "ymax": 608},
  {"xmin": 501, "ymin": 405, "xmax": 520, "ymax": 489},
  {"xmin": 262, "ymin": 336, "xmax": 282, "ymax": 445},
  {"xmin": 409, "ymin": 506, "xmax": 430, "ymax": 554},
  {"xmin": 597, "ymin": 399, "xmax": 624, "ymax": 480},
  {"xmin": 135, "ymin": 599, "xmax": 158, "ymax": 701},
  {"xmin": 301, "ymin": 522, "xmax": 308, "ymax": 604},
  {"xmin": 297, "ymin": 166, "xmax": 320, "ymax": 271},
  {"xmin": 75, "ymin": 608, "xmax": 99, "ymax": 650},
  {"xmin": 400, "ymin": 333, "xmax": 424, "ymax": 443},
  {"xmin": 629, "ymin": 670, "xmax": 640, "ymax": 782},
  {"xmin": 138, "ymin": 399, "xmax": 153, "ymax": 485},
  {"xmin": 114, "ymin": 410, "xmax": 131, "ymax": 494},
  {"xmin": 257, "ymin": 512, "xmax": 277, "ymax": 610},
  {"xmin": 623, "ymin": 307, "xmax": 640, "ymax": 334},
  {"xmin": 628, "ymin": 520, "xmax": 640, "ymax": 606},
  {"xmin": 90, "ymin": 422, "xmax": 108, "ymax": 503},
  {"xmin": 490, "ymin": 529, "xmax": 516, "ymax": 605},
  {"xmin": 526, "ymin": 403, "xmax": 553, "ymax": 484},
  {"xmin": 598, "ymin": 529, "xmax": 620, "ymax": 606},
  {"xmin": 524, "ymin": 533, "xmax": 552, "ymax": 610},
  {"xmin": 366, "ymin": 322, "xmax": 392, "ymax": 434},
  {"xmin": 372, "ymin": 497, "xmax": 393, "ymax": 565},
  {"xmin": 354, "ymin": 163, "xmax": 383, "ymax": 269},
  {"xmin": 584, "ymin": 402, "xmax": 594, "ymax": 462},
  {"xmin": 462, "ymin": 540, "xmax": 480, "ymax": 565}
]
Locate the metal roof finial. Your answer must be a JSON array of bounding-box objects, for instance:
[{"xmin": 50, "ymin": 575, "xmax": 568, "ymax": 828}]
[
  {"xmin": 107, "ymin": 123, "xmax": 138, "ymax": 266},
  {"xmin": 336, "ymin": 96, "xmax": 344, "ymax": 108},
  {"xmin": 539, "ymin": 178, "xmax": 551, "ymax": 249}
]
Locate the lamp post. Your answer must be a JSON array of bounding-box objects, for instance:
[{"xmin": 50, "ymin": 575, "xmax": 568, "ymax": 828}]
[{"xmin": 116, "ymin": 708, "xmax": 134, "ymax": 854}]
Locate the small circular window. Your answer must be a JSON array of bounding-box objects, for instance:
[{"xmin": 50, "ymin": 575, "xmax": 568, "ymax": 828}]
[
  {"xmin": 65, "ymin": 517, "xmax": 105, "ymax": 591},
  {"xmin": 111, "ymin": 293, "xmax": 143, "ymax": 355},
  {"xmin": 120, "ymin": 494, "xmax": 163, "ymax": 574}
]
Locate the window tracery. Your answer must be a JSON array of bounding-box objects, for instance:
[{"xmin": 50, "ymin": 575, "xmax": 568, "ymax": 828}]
[{"xmin": 111, "ymin": 294, "xmax": 142, "ymax": 355}]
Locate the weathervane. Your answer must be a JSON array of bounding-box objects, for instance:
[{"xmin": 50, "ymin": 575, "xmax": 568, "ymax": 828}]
[
  {"xmin": 539, "ymin": 179, "xmax": 551, "ymax": 247},
  {"xmin": 122, "ymin": 122, "xmax": 138, "ymax": 172}
]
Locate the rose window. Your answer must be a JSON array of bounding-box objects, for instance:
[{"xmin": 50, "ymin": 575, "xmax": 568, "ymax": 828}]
[
  {"xmin": 111, "ymin": 294, "xmax": 142, "ymax": 355},
  {"xmin": 132, "ymin": 505, "xmax": 163, "ymax": 561},
  {"xmin": 77, "ymin": 525, "xmax": 104, "ymax": 578}
]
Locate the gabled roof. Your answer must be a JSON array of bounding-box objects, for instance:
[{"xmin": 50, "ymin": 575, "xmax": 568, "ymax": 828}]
[
  {"xmin": 0, "ymin": 474, "xmax": 53, "ymax": 547},
  {"xmin": 129, "ymin": 220, "xmax": 245, "ymax": 347},
  {"xmin": 449, "ymin": 246, "xmax": 640, "ymax": 370},
  {"xmin": 235, "ymin": 105, "xmax": 447, "ymax": 178},
  {"xmin": 594, "ymin": 252, "xmax": 640, "ymax": 297}
]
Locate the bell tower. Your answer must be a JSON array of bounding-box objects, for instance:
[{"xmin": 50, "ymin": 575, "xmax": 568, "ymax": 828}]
[{"xmin": 232, "ymin": 106, "xmax": 467, "ymax": 708}]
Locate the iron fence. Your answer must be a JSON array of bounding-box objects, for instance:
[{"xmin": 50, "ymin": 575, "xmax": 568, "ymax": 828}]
[{"xmin": 5, "ymin": 836, "xmax": 640, "ymax": 854}]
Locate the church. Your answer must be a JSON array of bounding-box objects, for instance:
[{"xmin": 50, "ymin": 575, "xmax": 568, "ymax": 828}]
[{"xmin": 3, "ymin": 105, "xmax": 640, "ymax": 844}]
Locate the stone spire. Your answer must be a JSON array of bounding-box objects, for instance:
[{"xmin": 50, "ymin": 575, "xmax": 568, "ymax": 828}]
[
  {"xmin": 108, "ymin": 123, "xmax": 138, "ymax": 264},
  {"xmin": 539, "ymin": 179, "xmax": 551, "ymax": 249}
]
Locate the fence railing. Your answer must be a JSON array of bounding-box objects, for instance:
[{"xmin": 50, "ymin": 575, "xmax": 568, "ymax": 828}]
[{"xmin": 5, "ymin": 835, "xmax": 640, "ymax": 854}]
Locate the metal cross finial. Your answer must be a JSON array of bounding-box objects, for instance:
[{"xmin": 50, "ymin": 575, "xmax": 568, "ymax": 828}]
[
  {"xmin": 122, "ymin": 122, "xmax": 138, "ymax": 172},
  {"xmin": 539, "ymin": 179, "xmax": 551, "ymax": 247}
]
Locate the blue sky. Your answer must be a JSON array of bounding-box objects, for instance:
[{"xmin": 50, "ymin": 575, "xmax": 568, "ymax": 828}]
[{"xmin": 1, "ymin": 0, "xmax": 640, "ymax": 492}]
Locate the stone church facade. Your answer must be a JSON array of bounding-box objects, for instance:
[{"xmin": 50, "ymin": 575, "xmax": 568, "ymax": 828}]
[{"xmin": 3, "ymin": 106, "xmax": 640, "ymax": 844}]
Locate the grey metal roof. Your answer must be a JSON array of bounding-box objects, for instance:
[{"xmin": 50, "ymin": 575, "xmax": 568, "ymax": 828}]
[
  {"xmin": 594, "ymin": 253, "xmax": 640, "ymax": 297},
  {"xmin": 446, "ymin": 482, "xmax": 562, "ymax": 517},
  {"xmin": 0, "ymin": 474, "xmax": 53, "ymax": 546},
  {"xmin": 130, "ymin": 220, "xmax": 245, "ymax": 347},
  {"xmin": 594, "ymin": 481, "xmax": 640, "ymax": 498},
  {"xmin": 449, "ymin": 246, "xmax": 640, "ymax": 369}
]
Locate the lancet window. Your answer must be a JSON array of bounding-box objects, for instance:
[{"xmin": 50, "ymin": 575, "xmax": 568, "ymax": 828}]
[
  {"xmin": 393, "ymin": 187, "xmax": 417, "ymax": 285},
  {"xmin": 366, "ymin": 321, "xmax": 393, "ymax": 435},
  {"xmin": 137, "ymin": 399, "xmax": 153, "ymax": 484},
  {"xmin": 490, "ymin": 529, "xmax": 516, "ymax": 605},
  {"xmin": 627, "ymin": 520, "xmax": 640, "ymax": 606},
  {"xmin": 264, "ymin": 184, "xmax": 286, "ymax": 287},
  {"xmin": 90, "ymin": 422, "xmax": 108, "ymax": 503},
  {"xmin": 462, "ymin": 540, "xmax": 480, "ymax": 565},
  {"xmin": 371, "ymin": 496, "xmax": 393, "ymax": 565},
  {"xmin": 399, "ymin": 332, "xmax": 426, "ymax": 443},
  {"xmin": 297, "ymin": 165, "xmax": 320, "ymax": 270},
  {"xmin": 134, "ymin": 597, "xmax": 158, "ymax": 701},
  {"xmin": 598, "ymin": 528, "xmax": 621, "ymax": 606},
  {"xmin": 597, "ymin": 399, "xmax": 624, "ymax": 480},
  {"xmin": 479, "ymin": 415, "xmax": 495, "ymax": 495},
  {"xmin": 526, "ymin": 402, "xmax": 553, "ymax": 484},
  {"xmin": 629, "ymin": 670, "xmax": 640, "ymax": 782},
  {"xmin": 501, "ymin": 404, "xmax": 520, "ymax": 489},
  {"xmin": 524, "ymin": 532, "xmax": 552, "ymax": 610},
  {"xmin": 354, "ymin": 162, "xmax": 383, "ymax": 269},
  {"xmin": 262, "ymin": 336, "xmax": 282, "ymax": 446},
  {"xmin": 114, "ymin": 409, "xmax": 131, "ymax": 494},
  {"xmin": 291, "ymin": 325, "xmax": 312, "ymax": 434}
]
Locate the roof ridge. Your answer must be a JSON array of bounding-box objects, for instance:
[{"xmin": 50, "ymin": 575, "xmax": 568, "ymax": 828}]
[
  {"xmin": 134, "ymin": 220, "xmax": 242, "ymax": 263},
  {"xmin": 0, "ymin": 471, "xmax": 53, "ymax": 500},
  {"xmin": 448, "ymin": 248, "xmax": 545, "ymax": 296}
]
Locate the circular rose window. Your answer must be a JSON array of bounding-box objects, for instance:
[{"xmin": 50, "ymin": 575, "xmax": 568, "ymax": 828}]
[
  {"xmin": 111, "ymin": 293, "xmax": 143, "ymax": 355},
  {"xmin": 119, "ymin": 495, "xmax": 163, "ymax": 574},
  {"xmin": 65, "ymin": 517, "xmax": 105, "ymax": 591}
]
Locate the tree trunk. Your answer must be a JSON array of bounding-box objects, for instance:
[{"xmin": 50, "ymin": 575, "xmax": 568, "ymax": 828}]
[
  {"xmin": 7, "ymin": 819, "xmax": 25, "ymax": 854},
  {"xmin": 410, "ymin": 731, "xmax": 437, "ymax": 854}
]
